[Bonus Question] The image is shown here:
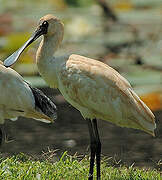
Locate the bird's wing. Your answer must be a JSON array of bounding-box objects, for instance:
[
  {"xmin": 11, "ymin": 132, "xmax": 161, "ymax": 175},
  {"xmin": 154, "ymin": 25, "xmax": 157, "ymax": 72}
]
[
  {"xmin": 28, "ymin": 85, "xmax": 57, "ymax": 122},
  {"xmin": 58, "ymin": 55, "xmax": 155, "ymax": 135},
  {"xmin": 0, "ymin": 64, "xmax": 35, "ymax": 113},
  {"xmin": 0, "ymin": 64, "xmax": 56, "ymax": 123}
]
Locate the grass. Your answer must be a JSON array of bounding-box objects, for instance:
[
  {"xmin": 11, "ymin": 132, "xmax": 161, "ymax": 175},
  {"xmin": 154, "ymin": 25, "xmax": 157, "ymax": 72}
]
[{"xmin": 0, "ymin": 151, "xmax": 161, "ymax": 180}]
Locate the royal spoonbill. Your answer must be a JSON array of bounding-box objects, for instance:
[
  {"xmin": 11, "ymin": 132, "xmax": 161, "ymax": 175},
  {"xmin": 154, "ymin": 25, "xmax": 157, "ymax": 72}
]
[{"xmin": 4, "ymin": 14, "xmax": 156, "ymax": 180}]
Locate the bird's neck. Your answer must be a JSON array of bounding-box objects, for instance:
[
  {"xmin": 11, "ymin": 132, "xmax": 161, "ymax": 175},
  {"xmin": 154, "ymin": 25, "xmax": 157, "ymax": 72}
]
[
  {"xmin": 36, "ymin": 35, "xmax": 62, "ymax": 88},
  {"xmin": 36, "ymin": 35, "xmax": 60, "ymax": 63}
]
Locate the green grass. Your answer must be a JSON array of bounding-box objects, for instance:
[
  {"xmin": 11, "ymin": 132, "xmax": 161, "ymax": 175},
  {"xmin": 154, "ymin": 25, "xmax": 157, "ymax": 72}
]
[{"xmin": 0, "ymin": 152, "xmax": 161, "ymax": 180}]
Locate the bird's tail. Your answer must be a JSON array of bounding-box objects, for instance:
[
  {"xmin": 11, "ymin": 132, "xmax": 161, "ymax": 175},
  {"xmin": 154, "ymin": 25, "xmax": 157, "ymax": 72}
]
[
  {"xmin": 27, "ymin": 86, "xmax": 57, "ymax": 123},
  {"xmin": 129, "ymin": 88, "xmax": 156, "ymax": 136}
]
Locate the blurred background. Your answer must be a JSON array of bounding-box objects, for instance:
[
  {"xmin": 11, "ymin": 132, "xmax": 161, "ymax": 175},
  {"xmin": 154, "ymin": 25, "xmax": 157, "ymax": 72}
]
[{"xmin": 0, "ymin": 0, "xmax": 162, "ymax": 169}]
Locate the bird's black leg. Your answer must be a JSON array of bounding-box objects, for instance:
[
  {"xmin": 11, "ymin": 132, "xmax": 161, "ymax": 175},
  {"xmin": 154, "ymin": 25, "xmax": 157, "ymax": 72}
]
[
  {"xmin": 87, "ymin": 119, "xmax": 96, "ymax": 180},
  {"xmin": 0, "ymin": 124, "xmax": 5, "ymax": 146},
  {"xmin": 0, "ymin": 128, "xmax": 3, "ymax": 146},
  {"xmin": 92, "ymin": 119, "xmax": 101, "ymax": 180}
]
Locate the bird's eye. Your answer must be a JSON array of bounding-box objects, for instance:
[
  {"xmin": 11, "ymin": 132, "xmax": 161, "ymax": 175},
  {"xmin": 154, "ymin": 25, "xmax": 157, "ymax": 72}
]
[{"xmin": 42, "ymin": 21, "xmax": 49, "ymax": 27}]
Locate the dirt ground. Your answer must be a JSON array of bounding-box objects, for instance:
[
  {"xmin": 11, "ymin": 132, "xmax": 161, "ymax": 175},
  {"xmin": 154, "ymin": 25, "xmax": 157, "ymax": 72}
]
[{"xmin": 0, "ymin": 88, "xmax": 161, "ymax": 170}]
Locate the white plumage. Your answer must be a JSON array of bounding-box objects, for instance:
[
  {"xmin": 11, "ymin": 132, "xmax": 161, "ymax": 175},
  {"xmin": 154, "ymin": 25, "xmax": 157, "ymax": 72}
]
[
  {"xmin": 0, "ymin": 60, "xmax": 57, "ymax": 125},
  {"xmin": 56, "ymin": 54, "xmax": 155, "ymax": 135}
]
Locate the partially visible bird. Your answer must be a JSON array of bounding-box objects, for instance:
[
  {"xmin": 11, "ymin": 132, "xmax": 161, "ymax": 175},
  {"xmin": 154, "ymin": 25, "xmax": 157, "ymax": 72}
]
[
  {"xmin": 0, "ymin": 60, "xmax": 57, "ymax": 145},
  {"xmin": 4, "ymin": 15, "xmax": 156, "ymax": 180}
]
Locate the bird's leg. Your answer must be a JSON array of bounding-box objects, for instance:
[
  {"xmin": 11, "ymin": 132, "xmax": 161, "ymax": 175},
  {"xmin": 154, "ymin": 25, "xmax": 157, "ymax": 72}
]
[
  {"xmin": 87, "ymin": 119, "xmax": 96, "ymax": 180},
  {"xmin": 92, "ymin": 119, "xmax": 101, "ymax": 180},
  {"xmin": 0, "ymin": 124, "xmax": 5, "ymax": 146},
  {"xmin": 0, "ymin": 127, "xmax": 3, "ymax": 146}
]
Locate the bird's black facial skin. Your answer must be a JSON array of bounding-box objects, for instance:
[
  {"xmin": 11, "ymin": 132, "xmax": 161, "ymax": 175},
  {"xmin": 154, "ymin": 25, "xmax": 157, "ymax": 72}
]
[
  {"xmin": 37, "ymin": 21, "xmax": 49, "ymax": 37},
  {"xmin": 41, "ymin": 21, "xmax": 49, "ymax": 30},
  {"xmin": 31, "ymin": 21, "xmax": 49, "ymax": 41},
  {"xmin": 3, "ymin": 21, "xmax": 49, "ymax": 67}
]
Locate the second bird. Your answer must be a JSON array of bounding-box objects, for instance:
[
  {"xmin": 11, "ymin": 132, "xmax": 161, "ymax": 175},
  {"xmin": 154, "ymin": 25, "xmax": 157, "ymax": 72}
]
[{"xmin": 0, "ymin": 60, "xmax": 57, "ymax": 144}]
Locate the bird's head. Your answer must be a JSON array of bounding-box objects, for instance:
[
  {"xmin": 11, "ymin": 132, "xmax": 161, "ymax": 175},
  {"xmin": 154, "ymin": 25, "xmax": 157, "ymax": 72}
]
[
  {"xmin": 3, "ymin": 14, "xmax": 64, "ymax": 67},
  {"xmin": 39, "ymin": 14, "xmax": 64, "ymax": 37}
]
